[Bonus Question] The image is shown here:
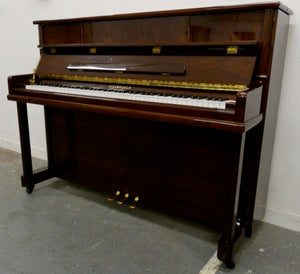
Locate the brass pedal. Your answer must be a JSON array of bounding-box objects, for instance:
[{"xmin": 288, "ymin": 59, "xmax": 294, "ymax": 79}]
[
  {"xmin": 117, "ymin": 193, "xmax": 130, "ymax": 204},
  {"xmin": 129, "ymin": 196, "xmax": 139, "ymax": 209},
  {"xmin": 107, "ymin": 190, "xmax": 121, "ymax": 201}
]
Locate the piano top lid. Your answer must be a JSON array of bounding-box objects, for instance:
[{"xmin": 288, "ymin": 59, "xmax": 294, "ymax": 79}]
[{"xmin": 33, "ymin": 2, "xmax": 292, "ymax": 25}]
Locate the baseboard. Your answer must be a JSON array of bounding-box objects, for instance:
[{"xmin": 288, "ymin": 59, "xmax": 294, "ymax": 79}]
[
  {"xmin": 0, "ymin": 138, "xmax": 47, "ymax": 160},
  {"xmin": 262, "ymin": 206, "xmax": 300, "ymax": 232}
]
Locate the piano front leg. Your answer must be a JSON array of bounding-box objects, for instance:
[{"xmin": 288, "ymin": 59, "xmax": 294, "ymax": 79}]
[
  {"xmin": 241, "ymin": 123, "xmax": 265, "ymax": 238},
  {"xmin": 217, "ymin": 132, "xmax": 247, "ymax": 268},
  {"xmin": 16, "ymin": 102, "xmax": 54, "ymax": 193}
]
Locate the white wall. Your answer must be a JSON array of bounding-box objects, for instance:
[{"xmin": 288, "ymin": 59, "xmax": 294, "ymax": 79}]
[{"xmin": 0, "ymin": 0, "xmax": 299, "ymax": 231}]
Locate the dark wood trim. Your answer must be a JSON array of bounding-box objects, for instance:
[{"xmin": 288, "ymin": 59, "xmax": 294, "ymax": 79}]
[
  {"xmin": 38, "ymin": 40, "xmax": 258, "ymax": 48},
  {"xmin": 16, "ymin": 103, "xmax": 54, "ymax": 192},
  {"xmin": 235, "ymin": 92, "xmax": 247, "ymax": 122},
  {"xmin": 217, "ymin": 132, "xmax": 245, "ymax": 267},
  {"xmin": 44, "ymin": 106, "xmax": 54, "ymax": 168},
  {"xmin": 27, "ymin": 167, "xmax": 54, "ymax": 185},
  {"xmin": 244, "ymin": 114, "xmax": 263, "ymax": 132},
  {"xmin": 33, "ymin": 2, "xmax": 292, "ymax": 25},
  {"xmin": 17, "ymin": 102, "xmax": 33, "ymax": 188},
  {"xmin": 9, "ymin": 94, "xmax": 247, "ymax": 132}
]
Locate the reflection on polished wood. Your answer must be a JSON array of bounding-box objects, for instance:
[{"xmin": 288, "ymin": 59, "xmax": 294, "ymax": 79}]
[{"xmin": 7, "ymin": 2, "xmax": 292, "ymax": 269}]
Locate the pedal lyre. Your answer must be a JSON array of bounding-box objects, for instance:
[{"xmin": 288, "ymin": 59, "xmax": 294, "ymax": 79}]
[
  {"xmin": 117, "ymin": 193, "xmax": 130, "ymax": 204},
  {"xmin": 107, "ymin": 190, "xmax": 121, "ymax": 201}
]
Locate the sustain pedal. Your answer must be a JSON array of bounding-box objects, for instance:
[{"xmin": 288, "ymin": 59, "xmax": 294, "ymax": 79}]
[{"xmin": 129, "ymin": 196, "xmax": 140, "ymax": 209}]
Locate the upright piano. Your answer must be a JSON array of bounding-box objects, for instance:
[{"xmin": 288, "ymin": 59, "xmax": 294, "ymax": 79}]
[{"xmin": 7, "ymin": 2, "xmax": 292, "ymax": 268}]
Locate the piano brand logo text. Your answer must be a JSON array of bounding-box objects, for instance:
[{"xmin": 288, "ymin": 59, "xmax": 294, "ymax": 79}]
[{"xmin": 109, "ymin": 85, "xmax": 132, "ymax": 91}]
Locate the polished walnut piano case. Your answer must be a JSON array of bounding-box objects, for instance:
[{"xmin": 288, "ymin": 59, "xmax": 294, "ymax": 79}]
[{"xmin": 7, "ymin": 2, "xmax": 292, "ymax": 268}]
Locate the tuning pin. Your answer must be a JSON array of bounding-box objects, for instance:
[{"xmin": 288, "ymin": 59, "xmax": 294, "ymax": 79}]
[
  {"xmin": 129, "ymin": 196, "xmax": 139, "ymax": 209},
  {"xmin": 117, "ymin": 193, "xmax": 130, "ymax": 204},
  {"xmin": 107, "ymin": 190, "xmax": 121, "ymax": 201}
]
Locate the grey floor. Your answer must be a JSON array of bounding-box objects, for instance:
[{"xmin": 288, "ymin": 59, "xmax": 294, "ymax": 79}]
[{"xmin": 0, "ymin": 147, "xmax": 299, "ymax": 274}]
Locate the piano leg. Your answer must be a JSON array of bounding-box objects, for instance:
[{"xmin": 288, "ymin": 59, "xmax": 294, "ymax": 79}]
[
  {"xmin": 237, "ymin": 124, "xmax": 264, "ymax": 238},
  {"xmin": 217, "ymin": 123, "xmax": 265, "ymax": 268},
  {"xmin": 17, "ymin": 102, "xmax": 34, "ymax": 192},
  {"xmin": 217, "ymin": 132, "xmax": 246, "ymax": 268},
  {"xmin": 218, "ymin": 239, "xmax": 235, "ymax": 268},
  {"xmin": 244, "ymin": 125, "xmax": 265, "ymax": 238},
  {"xmin": 16, "ymin": 102, "xmax": 54, "ymax": 193}
]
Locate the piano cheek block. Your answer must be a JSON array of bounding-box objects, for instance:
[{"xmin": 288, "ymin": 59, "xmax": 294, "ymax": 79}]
[{"xmin": 7, "ymin": 2, "xmax": 292, "ymax": 269}]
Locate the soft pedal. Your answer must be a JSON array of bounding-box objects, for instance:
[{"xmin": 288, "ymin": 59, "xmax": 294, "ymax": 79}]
[{"xmin": 107, "ymin": 190, "xmax": 121, "ymax": 201}]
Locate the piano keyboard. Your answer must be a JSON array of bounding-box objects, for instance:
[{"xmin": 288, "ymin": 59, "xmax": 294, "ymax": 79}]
[{"xmin": 25, "ymin": 84, "xmax": 234, "ymax": 110}]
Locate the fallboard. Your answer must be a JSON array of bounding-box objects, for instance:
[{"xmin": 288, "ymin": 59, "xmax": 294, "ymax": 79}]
[{"xmin": 36, "ymin": 44, "xmax": 257, "ymax": 91}]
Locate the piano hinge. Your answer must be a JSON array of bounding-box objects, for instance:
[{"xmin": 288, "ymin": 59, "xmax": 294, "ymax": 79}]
[
  {"xmin": 29, "ymin": 70, "xmax": 36, "ymax": 85},
  {"xmin": 152, "ymin": 47, "xmax": 162, "ymax": 54},
  {"xmin": 89, "ymin": 47, "xmax": 97, "ymax": 54},
  {"xmin": 227, "ymin": 46, "xmax": 238, "ymax": 55}
]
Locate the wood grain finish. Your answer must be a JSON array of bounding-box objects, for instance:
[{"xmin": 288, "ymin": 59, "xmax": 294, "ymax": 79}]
[
  {"xmin": 36, "ymin": 52, "xmax": 257, "ymax": 86},
  {"xmin": 33, "ymin": 2, "xmax": 292, "ymax": 25},
  {"xmin": 47, "ymin": 107, "xmax": 243, "ymax": 227},
  {"xmin": 7, "ymin": 2, "xmax": 291, "ymax": 269}
]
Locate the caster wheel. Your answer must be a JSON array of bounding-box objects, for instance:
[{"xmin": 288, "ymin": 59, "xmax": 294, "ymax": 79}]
[
  {"xmin": 26, "ymin": 186, "xmax": 34, "ymax": 194},
  {"xmin": 225, "ymin": 261, "xmax": 235, "ymax": 269}
]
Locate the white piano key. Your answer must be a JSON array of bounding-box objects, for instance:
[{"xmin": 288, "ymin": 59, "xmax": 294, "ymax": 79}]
[{"xmin": 25, "ymin": 84, "xmax": 234, "ymax": 110}]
